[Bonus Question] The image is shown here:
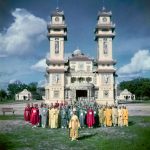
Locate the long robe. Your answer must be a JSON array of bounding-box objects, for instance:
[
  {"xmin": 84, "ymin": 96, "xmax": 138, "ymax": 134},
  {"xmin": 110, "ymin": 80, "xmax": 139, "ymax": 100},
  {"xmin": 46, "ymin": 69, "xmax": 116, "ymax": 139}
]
[
  {"xmin": 30, "ymin": 108, "xmax": 39, "ymax": 125},
  {"xmin": 50, "ymin": 108, "xmax": 59, "ymax": 128},
  {"xmin": 41, "ymin": 107, "xmax": 48, "ymax": 128},
  {"xmin": 48, "ymin": 108, "xmax": 51, "ymax": 127},
  {"xmin": 60, "ymin": 108, "xmax": 68, "ymax": 128},
  {"xmin": 86, "ymin": 109, "xmax": 95, "ymax": 128},
  {"xmin": 69, "ymin": 114, "xmax": 80, "ymax": 140},
  {"xmin": 118, "ymin": 108, "xmax": 123, "ymax": 127},
  {"xmin": 78, "ymin": 109, "xmax": 86, "ymax": 127},
  {"xmin": 98, "ymin": 108, "xmax": 105, "ymax": 126},
  {"xmin": 123, "ymin": 108, "xmax": 128, "ymax": 126},
  {"xmin": 106, "ymin": 108, "xmax": 112, "ymax": 127},
  {"xmin": 112, "ymin": 107, "xmax": 118, "ymax": 126},
  {"xmin": 24, "ymin": 106, "xmax": 31, "ymax": 121}
]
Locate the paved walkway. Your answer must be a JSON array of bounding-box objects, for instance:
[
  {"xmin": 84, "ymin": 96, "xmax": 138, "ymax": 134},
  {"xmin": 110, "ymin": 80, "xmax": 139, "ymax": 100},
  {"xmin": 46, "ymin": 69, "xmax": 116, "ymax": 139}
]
[{"xmin": 0, "ymin": 101, "xmax": 150, "ymax": 116}]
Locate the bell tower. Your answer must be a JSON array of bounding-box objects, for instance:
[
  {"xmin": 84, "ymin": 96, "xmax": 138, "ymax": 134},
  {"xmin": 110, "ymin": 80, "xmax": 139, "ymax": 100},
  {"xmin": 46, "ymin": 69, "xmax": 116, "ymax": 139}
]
[
  {"xmin": 45, "ymin": 8, "xmax": 67, "ymax": 104},
  {"xmin": 95, "ymin": 7, "xmax": 116, "ymax": 104}
]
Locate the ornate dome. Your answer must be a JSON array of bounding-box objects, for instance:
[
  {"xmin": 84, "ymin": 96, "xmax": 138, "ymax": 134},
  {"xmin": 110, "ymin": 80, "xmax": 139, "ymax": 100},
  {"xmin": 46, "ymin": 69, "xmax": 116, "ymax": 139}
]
[{"xmin": 73, "ymin": 48, "xmax": 82, "ymax": 56}]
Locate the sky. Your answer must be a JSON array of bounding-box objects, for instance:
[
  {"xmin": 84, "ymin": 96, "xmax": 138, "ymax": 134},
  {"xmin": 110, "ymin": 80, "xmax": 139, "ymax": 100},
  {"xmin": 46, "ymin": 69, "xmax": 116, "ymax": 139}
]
[{"xmin": 0, "ymin": 0, "xmax": 150, "ymax": 89}]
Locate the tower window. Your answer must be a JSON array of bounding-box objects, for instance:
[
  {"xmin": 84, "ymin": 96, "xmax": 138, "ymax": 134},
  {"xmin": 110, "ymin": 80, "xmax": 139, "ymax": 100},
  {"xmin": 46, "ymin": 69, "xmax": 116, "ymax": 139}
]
[
  {"xmin": 53, "ymin": 29, "xmax": 61, "ymax": 32},
  {"xmin": 55, "ymin": 38, "xmax": 59, "ymax": 54},
  {"xmin": 87, "ymin": 66, "xmax": 91, "ymax": 71},
  {"xmin": 78, "ymin": 63, "xmax": 84, "ymax": 70},
  {"xmin": 103, "ymin": 38, "xmax": 108, "ymax": 54},
  {"xmin": 103, "ymin": 90, "xmax": 109, "ymax": 98},
  {"xmin": 71, "ymin": 77, "xmax": 76, "ymax": 83},
  {"xmin": 53, "ymin": 90, "xmax": 59, "ymax": 98},
  {"xmin": 102, "ymin": 29, "xmax": 109, "ymax": 32}
]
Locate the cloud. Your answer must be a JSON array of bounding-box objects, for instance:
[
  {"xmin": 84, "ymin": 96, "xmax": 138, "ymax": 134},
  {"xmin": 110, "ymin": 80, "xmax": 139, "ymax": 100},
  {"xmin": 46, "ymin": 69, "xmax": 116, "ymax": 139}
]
[
  {"xmin": 31, "ymin": 52, "xmax": 72, "ymax": 72},
  {"xmin": 118, "ymin": 50, "xmax": 150, "ymax": 75},
  {"xmin": 0, "ymin": 8, "xmax": 47, "ymax": 56},
  {"xmin": 31, "ymin": 58, "xmax": 47, "ymax": 72},
  {"xmin": 38, "ymin": 79, "xmax": 46, "ymax": 87}
]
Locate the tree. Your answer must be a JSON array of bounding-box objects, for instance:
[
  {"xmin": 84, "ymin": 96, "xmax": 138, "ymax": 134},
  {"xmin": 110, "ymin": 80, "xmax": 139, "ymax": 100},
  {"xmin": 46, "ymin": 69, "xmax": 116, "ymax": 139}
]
[
  {"xmin": 119, "ymin": 77, "xmax": 150, "ymax": 100},
  {"xmin": 0, "ymin": 89, "xmax": 7, "ymax": 101},
  {"xmin": 27, "ymin": 82, "xmax": 38, "ymax": 93},
  {"xmin": 7, "ymin": 81, "xmax": 27, "ymax": 100}
]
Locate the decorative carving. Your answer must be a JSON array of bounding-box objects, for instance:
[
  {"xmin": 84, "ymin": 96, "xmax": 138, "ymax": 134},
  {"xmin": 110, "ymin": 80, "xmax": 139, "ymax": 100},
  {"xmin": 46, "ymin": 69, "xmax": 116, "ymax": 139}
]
[
  {"xmin": 55, "ymin": 38, "xmax": 59, "ymax": 54},
  {"xmin": 103, "ymin": 38, "xmax": 108, "ymax": 54},
  {"xmin": 103, "ymin": 74, "xmax": 110, "ymax": 84}
]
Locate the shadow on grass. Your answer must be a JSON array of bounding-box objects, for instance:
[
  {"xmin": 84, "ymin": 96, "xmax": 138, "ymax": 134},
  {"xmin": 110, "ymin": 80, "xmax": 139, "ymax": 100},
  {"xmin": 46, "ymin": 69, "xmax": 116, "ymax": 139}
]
[
  {"xmin": 128, "ymin": 121, "xmax": 135, "ymax": 126},
  {"xmin": 0, "ymin": 137, "xmax": 14, "ymax": 150},
  {"xmin": 78, "ymin": 133, "xmax": 97, "ymax": 140}
]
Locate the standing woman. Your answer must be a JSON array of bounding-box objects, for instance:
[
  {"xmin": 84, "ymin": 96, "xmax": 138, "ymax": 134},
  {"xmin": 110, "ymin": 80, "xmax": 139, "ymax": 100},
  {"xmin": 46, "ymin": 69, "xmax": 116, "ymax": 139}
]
[
  {"xmin": 69, "ymin": 108, "xmax": 80, "ymax": 141},
  {"xmin": 24, "ymin": 103, "xmax": 31, "ymax": 122}
]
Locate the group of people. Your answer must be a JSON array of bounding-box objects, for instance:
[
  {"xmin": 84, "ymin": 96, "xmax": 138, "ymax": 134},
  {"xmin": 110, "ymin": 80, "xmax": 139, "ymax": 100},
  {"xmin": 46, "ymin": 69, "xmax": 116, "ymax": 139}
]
[{"xmin": 24, "ymin": 102, "xmax": 128, "ymax": 141}]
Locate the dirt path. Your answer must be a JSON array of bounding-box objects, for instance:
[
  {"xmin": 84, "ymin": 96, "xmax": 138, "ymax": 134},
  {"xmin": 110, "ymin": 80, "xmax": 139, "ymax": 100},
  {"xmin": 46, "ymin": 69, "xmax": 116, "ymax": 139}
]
[{"xmin": 0, "ymin": 101, "xmax": 150, "ymax": 116}]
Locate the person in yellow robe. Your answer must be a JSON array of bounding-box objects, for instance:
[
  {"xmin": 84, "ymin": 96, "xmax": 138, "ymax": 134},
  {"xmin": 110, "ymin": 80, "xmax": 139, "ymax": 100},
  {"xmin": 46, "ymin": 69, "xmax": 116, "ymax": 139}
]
[
  {"xmin": 112, "ymin": 105, "xmax": 118, "ymax": 127},
  {"xmin": 50, "ymin": 106, "xmax": 59, "ymax": 128},
  {"xmin": 98, "ymin": 106, "xmax": 105, "ymax": 127},
  {"xmin": 103, "ymin": 107, "xmax": 107, "ymax": 127},
  {"xmin": 69, "ymin": 108, "xmax": 80, "ymax": 141},
  {"xmin": 118, "ymin": 106, "xmax": 123, "ymax": 127},
  {"xmin": 106, "ymin": 106, "xmax": 112, "ymax": 127},
  {"xmin": 48, "ymin": 105, "xmax": 52, "ymax": 128},
  {"xmin": 123, "ymin": 106, "xmax": 128, "ymax": 126}
]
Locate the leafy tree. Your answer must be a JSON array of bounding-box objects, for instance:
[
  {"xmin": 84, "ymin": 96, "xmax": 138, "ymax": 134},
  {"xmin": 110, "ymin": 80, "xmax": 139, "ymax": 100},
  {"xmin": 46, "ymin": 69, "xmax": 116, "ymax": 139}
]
[
  {"xmin": 0, "ymin": 89, "xmax": 7, "ymax": 101},
  {"xmin": 7, "ymin": 81, "xmax": 27, "ymax": 100},
  {"xmin": 119, "ymin": 77, "xmax": 150, "ymax": 100},
  {"xmin": 27, "ymin": 82, "xmax": 38, "ymax": 93}
]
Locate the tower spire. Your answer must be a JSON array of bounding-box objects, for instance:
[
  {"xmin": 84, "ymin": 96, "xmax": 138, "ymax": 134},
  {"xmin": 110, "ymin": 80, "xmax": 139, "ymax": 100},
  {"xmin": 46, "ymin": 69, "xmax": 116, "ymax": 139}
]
[
  {"xmin": 56, "ymin": 0, "xmax": 59, "ymax": 10},
  {"xmin": 102, "ymin": 0, "xmax": 106, "ymax": 11}
]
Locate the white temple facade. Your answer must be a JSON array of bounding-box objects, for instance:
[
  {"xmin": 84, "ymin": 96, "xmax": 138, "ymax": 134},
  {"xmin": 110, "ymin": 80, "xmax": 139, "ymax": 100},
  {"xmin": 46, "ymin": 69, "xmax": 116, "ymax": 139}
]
[
  {"xmin": 117, "ymin": 89, "xmax": 135, "ymax": 101},
  {"xmin": 15, "ymin": 89, "xmax": 32, "ymax": 101},
  {"xmin": 45, "ymin": 7, "xmax": 117, "ymax": 105}
]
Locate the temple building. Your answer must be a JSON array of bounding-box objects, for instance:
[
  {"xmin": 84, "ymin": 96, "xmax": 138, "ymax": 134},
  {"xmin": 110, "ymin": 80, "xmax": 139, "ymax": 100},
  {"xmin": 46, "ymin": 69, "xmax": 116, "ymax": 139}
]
[
  {"xmin": 117, "ymin": 89, "xmax": 135, "ymax": 101},
  {"xmin": 45, "ymin": 7, "xmax": 117, "ymax": 105}
]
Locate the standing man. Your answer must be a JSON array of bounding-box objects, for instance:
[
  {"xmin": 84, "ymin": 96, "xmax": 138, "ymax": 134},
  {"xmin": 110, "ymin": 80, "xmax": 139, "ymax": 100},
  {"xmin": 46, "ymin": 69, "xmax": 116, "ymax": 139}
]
[
  {"xmin": 50, "ymin": 105, "xmax": 59, "ymax": 128},
  {"xmin": 106, "ymin": 106, "xmax": 112, "ymax": 127},
  {"xmin": 118, "ymin": 106, "xmax": 123, "ymax": 127},
  {"xmin": 78, "ymin": 107, "xmax": 86, "ymax": 128},
  {"xmin": 112, "ymin": 105, "xmax": 118, "ymax": 127},
  {"xmin": 39, "ymin": 103, "xmax": 43, "ymax": 127},
  {"xmin": 123, "ymin": 106, "xmax": 128, "ymax": 126},
  {"xmin": 98, "ymin": 106, "xmax": 105, "ymax": 127},
  {"xmin": 86, "ymin": 107, "xmax": 95, "ymax": 128},
  {"xmin": 60, "ymin": 105, "xmax": 68, "ymax": 128},
  {"xmin": 30, "ymin": 104, "xmax": 39, "ymax": 128},
  {"xmin": 41, "ymin": 104, "xmax": 48, "ymax": 128},
  {"xmin": 67, "ymin": 105, "xmax": 73, "ymax": 123},
  {"xmin": 69, "ymin": 108, "xmax": 80, "ymax": 141}
]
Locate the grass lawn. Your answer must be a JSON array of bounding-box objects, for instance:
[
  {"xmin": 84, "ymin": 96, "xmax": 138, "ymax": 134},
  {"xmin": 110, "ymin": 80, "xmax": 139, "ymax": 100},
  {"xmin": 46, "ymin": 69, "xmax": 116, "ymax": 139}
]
[
  {"xmin": 0, "ymin": 116, "xmax": 150, "ymax": 150},
  {"xmin": 0, "ymin": 100, "xmax": 43, "ymax": 104}
]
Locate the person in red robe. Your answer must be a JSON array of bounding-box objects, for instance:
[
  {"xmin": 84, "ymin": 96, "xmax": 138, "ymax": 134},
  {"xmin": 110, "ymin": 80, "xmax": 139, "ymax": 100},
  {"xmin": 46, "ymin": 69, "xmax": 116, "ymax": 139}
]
[
  {"xmin": 24, "ymin": 103, "xmax": 31, "ymax": 122},
  {"xmin": 86, "ymin": 107, "xmax": 95, "ymax": 128},
  {"xmin": 30, "ymin": 104, "xmax": 39, "ymax": 127}
]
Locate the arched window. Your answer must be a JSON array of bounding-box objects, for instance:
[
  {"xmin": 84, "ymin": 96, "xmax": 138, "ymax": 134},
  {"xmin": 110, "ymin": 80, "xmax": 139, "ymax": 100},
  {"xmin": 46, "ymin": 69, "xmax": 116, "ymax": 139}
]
[{"xmin": 55, "ymin": 38, "xmax": 59, "ymax": 54}]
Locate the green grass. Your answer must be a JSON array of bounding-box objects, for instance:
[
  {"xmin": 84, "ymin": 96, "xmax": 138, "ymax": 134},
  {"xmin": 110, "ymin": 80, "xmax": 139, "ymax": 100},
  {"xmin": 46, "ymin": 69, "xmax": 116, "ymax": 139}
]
[
  {"xmin": 0, "ymin": 116, "xmax": 150, "ymax": 150},
  {"xmin": 0, "ymin": 99, "xmax": 43, "ymax": 104},
  {"xmin": 0, "ymin": 115, "xmax": 23, "ymax": 120}
]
